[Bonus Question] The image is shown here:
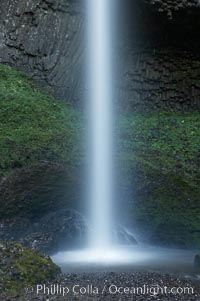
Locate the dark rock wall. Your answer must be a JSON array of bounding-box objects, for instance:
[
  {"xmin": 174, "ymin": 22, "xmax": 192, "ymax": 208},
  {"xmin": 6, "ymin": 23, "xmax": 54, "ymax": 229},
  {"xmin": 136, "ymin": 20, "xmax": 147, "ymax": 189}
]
[
  {"xmin": 118, "ymin": 48, "xmax": 200, "ymax": 112},
  {"xmin": 118, "ymin": 0, "xmax": 200, "ymax": 112},
  {"xmin": 0, "ymin": 0, "xmax": 199, "ymax": 111},
  {"xmin": 0, "ymin": 0, "xmax": 85, "ymax": 104}
]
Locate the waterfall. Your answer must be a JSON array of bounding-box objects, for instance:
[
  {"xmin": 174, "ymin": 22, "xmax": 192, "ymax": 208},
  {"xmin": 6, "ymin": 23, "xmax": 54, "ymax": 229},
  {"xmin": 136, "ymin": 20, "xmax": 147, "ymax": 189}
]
[
  {"xmin": 51, "ymin": 1, "xmax": 195, "ymax": 271},
  {"xmin": 87, "ymin": 0, "xmax": 113, "ymax": 248},
  {"xmin": 52, "ymin": 0, "xmax": 143, "ymax": 266}
]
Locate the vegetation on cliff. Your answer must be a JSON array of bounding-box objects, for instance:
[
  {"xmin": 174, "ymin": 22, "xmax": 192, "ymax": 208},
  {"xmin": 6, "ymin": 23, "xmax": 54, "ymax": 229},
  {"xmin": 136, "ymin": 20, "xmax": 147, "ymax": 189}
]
[
  {"xmin": 119, "ymin": 113, "xmax": 199, "ymax": 181},
  {"xmin": 0, "ymin": 63, "xmax": 199, "ymax": 248},
  {"xmin": 118, "ymin": 113, "xmax": 200, "ymax": 248},
  {"xmin": 0, "ymin": 64, "xmax": 81, "ymax": 176}
]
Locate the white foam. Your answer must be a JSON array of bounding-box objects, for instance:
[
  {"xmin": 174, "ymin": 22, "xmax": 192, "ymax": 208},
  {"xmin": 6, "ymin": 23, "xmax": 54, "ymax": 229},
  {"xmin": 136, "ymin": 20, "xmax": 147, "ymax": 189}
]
[{"xmin": 52, "ymin": 247, "xmax": 152, "ymax": 266}]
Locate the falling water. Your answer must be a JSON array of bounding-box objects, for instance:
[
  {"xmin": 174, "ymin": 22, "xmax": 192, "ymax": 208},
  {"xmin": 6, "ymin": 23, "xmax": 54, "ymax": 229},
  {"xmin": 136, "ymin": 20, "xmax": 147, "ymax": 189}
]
[
  {"xmin": 87, "ymin": 0, "xmax": 113, "ymax": 248},
  {"xmin": 52, "ymin": 0, "xmax": 197, "ymax": 272}
]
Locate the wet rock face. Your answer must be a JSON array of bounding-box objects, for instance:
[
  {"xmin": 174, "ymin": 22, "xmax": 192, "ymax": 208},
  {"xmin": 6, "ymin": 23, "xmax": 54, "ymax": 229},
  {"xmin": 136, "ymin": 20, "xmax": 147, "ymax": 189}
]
[
  {"xmin": 0, "ymin": 209, "xmax": 88, "ymax": 255},
  {"xmin": 29, "ymin": 209, "xmax": 88, "ymax": 254},
  {"xmin": 27, "ymin": 209, "xmax": 88, "ymax": 254},
  {"xmin": 0, "ymin": 0, "xmax": 85, "ymax": 104},
  {"xmin": 0, "ymin": 162, "xmax": 81, "ymax": 219},
  {"xmin": 194, "ymin": 253, "xmax": 200, "ymax": 270},
  {"xmin": 150, "ymin": 221, "xmax": 195, "ymax": 249},
  {"xmin": 0, "ymin": 162, "xmax": 87, "ymax": 254}
]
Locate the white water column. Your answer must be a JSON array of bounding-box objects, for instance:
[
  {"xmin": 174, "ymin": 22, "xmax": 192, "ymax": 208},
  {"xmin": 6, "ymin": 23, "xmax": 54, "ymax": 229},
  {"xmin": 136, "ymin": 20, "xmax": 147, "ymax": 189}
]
[
  {"xmin": 87, "ymin": 0, "xmax": 113, "ymax": 248},
  {"xmin": 52, "ymin": 0, "xmax": 152, "ymax": 266}
]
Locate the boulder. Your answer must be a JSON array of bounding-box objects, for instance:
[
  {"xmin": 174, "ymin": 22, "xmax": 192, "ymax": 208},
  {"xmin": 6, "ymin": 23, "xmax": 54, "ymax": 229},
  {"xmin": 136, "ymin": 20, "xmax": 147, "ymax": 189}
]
[
  {"xmin": 24, "ymin": 209, "xmax": 88, "ymax": 254},
  {"xmin": 194, "ymin": 254, "xmax": 200, "ymax": 270}
]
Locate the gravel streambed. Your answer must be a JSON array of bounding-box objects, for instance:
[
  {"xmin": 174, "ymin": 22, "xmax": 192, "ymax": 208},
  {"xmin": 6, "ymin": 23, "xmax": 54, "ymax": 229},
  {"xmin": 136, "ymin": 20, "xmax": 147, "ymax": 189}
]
[{"xmin": 3, "ymin": 272, "xmax": 200, "ymax": 301}]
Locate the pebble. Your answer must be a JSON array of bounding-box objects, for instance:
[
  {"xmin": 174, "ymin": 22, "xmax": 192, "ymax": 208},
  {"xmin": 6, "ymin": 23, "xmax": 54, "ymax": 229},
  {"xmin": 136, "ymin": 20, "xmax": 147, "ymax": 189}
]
[{"xmin": 2, "ymin": 271, "xmax": 200, "ymax": 300}]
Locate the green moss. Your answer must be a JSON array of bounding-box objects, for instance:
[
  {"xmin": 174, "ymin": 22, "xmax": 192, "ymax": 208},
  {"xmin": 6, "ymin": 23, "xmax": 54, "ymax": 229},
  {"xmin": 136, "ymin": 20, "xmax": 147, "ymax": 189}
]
[
  {"xmin": 117, "ymin": 112, "xmax": 200, "ymax": 248},
  {"xmin": 0, "ymin": 241, "xmax": 61, "ymax": 294},
  {"xmin": 118, "ymin": 112, "xmax": 200, "ymax": 185},
  {"xmin": 0, "ymin": 64, "xmax": 81, "ymax": 175}
]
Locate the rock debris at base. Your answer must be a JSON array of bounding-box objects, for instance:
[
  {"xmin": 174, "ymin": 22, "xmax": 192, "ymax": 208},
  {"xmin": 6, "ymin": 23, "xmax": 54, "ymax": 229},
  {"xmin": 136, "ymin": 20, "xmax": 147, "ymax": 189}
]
[{"xmin": 2, "ymin": 272, "xmax": 200, "ymax": 301}]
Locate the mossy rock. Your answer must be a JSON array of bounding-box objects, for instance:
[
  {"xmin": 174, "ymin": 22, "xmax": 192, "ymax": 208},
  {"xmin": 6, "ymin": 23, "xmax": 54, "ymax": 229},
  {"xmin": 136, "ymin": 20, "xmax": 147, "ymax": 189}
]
[{"xmin": 0, "ymin": 241, "xmax": 61, "ymax": 294}]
